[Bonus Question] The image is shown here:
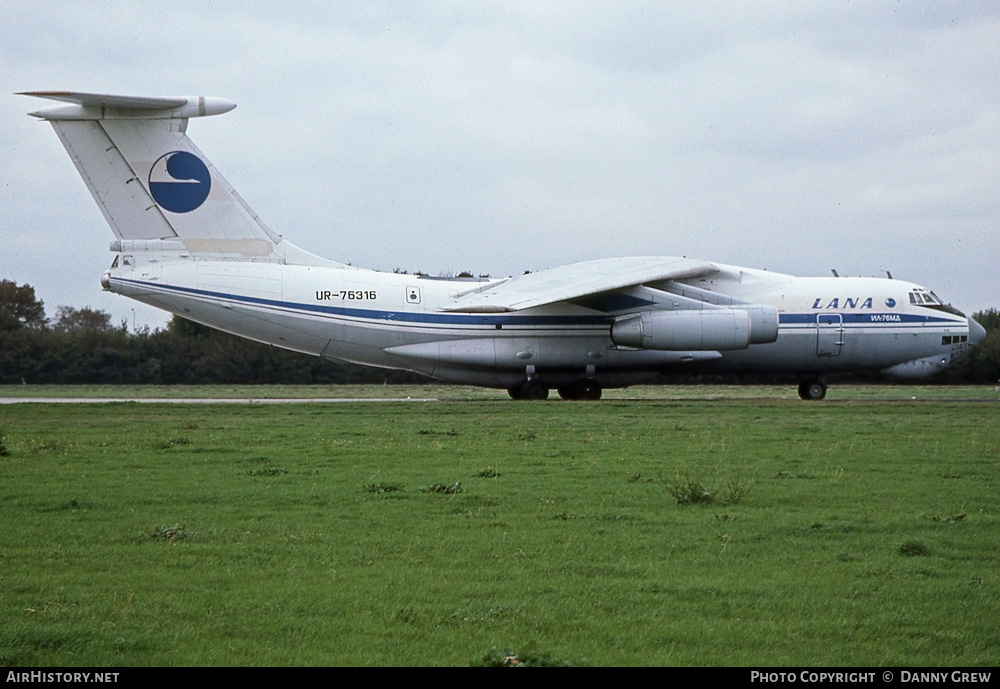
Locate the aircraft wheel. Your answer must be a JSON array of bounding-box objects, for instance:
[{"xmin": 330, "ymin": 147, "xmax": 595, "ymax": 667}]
[
  {"xmin": 573, "ymin": 380, "xmax": 602, "ymax": 401},
  {"xmin": 508, "ymin": 385, "xmax": 525, "ymax": 400},
  {"xmin": 521, "ymin": 380, "xmax": 550, "ymax": 401},
  {"xmin": 558, "ymin": 380, "xmax": 602, "ymax": 401},
  {"xmin": 798, "ymin": 380, "xmax": 827, "ymax": 401}
]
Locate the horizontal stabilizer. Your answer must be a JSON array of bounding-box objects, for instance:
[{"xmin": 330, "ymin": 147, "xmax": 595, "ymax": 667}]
[{"xmin": 20, "ymin": 91, "xmax": 235, "ymax": 120}]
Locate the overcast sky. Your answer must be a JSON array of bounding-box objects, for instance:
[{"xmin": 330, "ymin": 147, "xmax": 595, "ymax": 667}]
[{"xmin": 3, "ymin": 1, "xmax": 998, "ymax": 329}]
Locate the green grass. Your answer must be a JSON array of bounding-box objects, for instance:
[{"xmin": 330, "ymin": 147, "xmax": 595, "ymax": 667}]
[
  {"xmin": 1, "ymin": 389, "xmax": 998, "ymax": 666},
  {"xmin": 2, "ymin": 382, "xmax": 999, "ymax": 400}
]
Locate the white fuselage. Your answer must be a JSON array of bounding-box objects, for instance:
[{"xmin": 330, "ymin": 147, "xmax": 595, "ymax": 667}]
[{"xmin": 107, "ymin": 252, "xmax": 974, "ymax": 390}]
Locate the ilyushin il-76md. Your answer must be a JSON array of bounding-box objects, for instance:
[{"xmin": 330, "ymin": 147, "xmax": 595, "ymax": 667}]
[{"xmin": 22, "ymin": 91, "xmax": 986, "ymax": 400}]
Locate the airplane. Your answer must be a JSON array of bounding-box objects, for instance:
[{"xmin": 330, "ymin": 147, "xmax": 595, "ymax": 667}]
[{"xmin": 21, "ymin": 91, "xmax": 986, "ymax": 401}]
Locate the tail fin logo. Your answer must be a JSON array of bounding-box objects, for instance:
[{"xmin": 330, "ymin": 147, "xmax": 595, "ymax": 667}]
[{"xmin": 148, "ymin": 151, "xmax": 212, "ymax": 213}]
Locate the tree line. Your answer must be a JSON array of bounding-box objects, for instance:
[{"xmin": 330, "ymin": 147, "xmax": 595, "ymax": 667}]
[
  {"xmin": 1, "ymin": 279, "xmax": 998, "ymax": 385},
  {"xmin": 0, "ymin": 280, "xmax": 421, "ymax": 385}
]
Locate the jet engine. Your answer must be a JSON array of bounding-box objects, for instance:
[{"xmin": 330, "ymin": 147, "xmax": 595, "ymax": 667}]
[{"xmin": 611, "ymin": 306, "xmax": 778, "ymax": 351}]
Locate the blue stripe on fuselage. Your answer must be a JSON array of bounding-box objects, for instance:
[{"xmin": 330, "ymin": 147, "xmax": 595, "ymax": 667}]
[
  {"xmin": 112, "ymin": 277, "xmax": 610, "ymax": 327},
  {"xmin": 779, "ymin": 312, "xmax": 962, "ymax": 326}
]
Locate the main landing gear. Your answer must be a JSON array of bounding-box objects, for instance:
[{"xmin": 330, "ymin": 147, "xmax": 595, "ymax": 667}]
[
  {"xmin": 558, "ymin": 380, "xmax": 603, "ymax": 401},
  {"xmin": 508, "ymin": 380, "xmax": 550, "ymax": 400},
  {"xmin": 797, "ymin": 378, "xmax": 828, "ymax": 401},
  {"xmin": 507, "ymin": 379, "xmax": 603, "ymax": 401}
]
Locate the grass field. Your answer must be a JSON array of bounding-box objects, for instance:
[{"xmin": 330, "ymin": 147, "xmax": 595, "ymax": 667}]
[
  {"xmin": 1, "ymin": 386, "xmax": 997, "ymax": 666},
  {"xmin": 2, "ymin": 382, "xmax": 1000, "ymax": 400}
]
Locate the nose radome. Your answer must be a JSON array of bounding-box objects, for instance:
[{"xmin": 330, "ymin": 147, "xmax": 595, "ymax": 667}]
[{"xmin": 968, "ymin": 316, "xmax": 986, "ymax": 346}]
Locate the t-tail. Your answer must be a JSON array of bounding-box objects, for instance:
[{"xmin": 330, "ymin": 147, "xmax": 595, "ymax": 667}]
[{"xmin": 21, "ymin": 91, "xmax": 333, "ymax": 267}]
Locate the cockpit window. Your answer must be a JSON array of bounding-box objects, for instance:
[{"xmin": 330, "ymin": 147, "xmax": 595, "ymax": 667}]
[
  {"xmin": 909, "ymin": 289, "xmax": 942, "ymax": 306},
  {"xmin": 909, "ymin": 289, "xmax": 964, "ymax": 317}
]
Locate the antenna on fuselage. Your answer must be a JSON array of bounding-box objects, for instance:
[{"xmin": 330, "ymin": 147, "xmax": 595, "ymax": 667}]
[
  {"xmin": 831, "ymin": 269, "xmax": 839, "ymax": 277},
  {"xmin": 886, "ymin": 270, "xmax": 893, "ymax": 279}
]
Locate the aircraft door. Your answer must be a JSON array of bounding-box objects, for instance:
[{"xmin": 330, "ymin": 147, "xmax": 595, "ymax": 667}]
[{"xmin": 816, "ymin": 314, "xmax": 844, "ymax": 357}]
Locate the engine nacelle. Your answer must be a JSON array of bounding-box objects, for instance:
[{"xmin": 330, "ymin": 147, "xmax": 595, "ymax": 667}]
[
  {"xmin": 611, "ymin": 307, "xmax": 777, "ymax": 351},
  {"xmin": 742, "ymin": 304, "xmax": 780, "ymax": 345}
]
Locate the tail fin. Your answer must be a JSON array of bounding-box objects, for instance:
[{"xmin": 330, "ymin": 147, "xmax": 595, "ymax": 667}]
[{"xmin": 22, "ymin": 91, "xmax": 327, "ymax": 264}]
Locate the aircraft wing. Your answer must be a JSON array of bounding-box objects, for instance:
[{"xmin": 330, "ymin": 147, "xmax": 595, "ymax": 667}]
[{"xmin": 443, "ymin": 256, "xmax": 719, "ymax": 312}]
